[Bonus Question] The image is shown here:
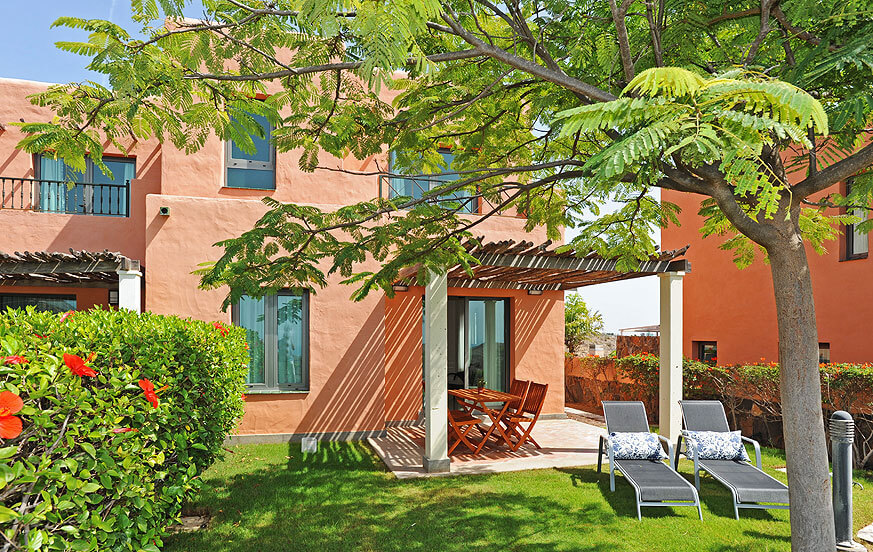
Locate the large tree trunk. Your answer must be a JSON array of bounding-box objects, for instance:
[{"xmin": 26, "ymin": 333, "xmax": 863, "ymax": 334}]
[{"xmin": 767, "ymin": 225, "xmax": 835, "ymax": 552}]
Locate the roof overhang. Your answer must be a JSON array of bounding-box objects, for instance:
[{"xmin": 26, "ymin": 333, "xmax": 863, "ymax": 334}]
[{"xmin": 397, "ymin": 239, "xmax": 690, "ymax": 291}]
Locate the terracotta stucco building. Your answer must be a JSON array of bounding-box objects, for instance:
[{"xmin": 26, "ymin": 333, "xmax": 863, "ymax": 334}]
[
  {"xmin": 0, "ymin": 78, "xmax": 578, "ymax": 442},
  {"xmin": 661, "ymin": 177, "xmax": 869, "ymax": 365}
]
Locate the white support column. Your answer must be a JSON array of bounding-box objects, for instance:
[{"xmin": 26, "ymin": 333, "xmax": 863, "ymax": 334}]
[
  {"xmin": 659, "ymin": 271, "xmax": 684, "ymax": 440},
  {"xmin": 423, "ymin": 270, "xmax": 450, "ymax": 473},
  {"xmin": 116, "ymin": 269, "xmax": 142, "ymax": 313}
]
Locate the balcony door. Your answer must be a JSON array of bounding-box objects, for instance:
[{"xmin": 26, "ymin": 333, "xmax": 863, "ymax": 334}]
[{"xmin": 446, "ymin": 297, "xmax": 509, "ymax": 392}]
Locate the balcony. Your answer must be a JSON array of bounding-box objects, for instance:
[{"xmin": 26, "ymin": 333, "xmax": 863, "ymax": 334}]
[{"xmin": 0, "ymin": 177, "xmax": 130, "ymax": 217}]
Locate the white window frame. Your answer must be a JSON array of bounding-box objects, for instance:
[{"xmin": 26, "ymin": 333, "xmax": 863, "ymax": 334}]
[
  {"xmin": 224, "ymin": 114, "xmax": 276, "ymax": 188},
  {"xmin": 232, "ymin": 290, "xmax": 310, "ymax": 392}
]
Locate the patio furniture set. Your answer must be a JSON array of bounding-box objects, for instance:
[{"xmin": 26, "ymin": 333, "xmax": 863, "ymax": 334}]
[
  {"xmin": 598, "ymin": 400, "xmax": 790, "ymax": 520},
  {"xmin": 447, "ymin": 380, "xmax": 548, "ymax": 456}
]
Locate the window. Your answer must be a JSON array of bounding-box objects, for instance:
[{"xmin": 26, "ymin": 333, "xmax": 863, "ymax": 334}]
[
  {"xmin": 819, "ymin": 343, "xmax": 831, "ymax": 364},
  {"xmin": 694, "ymin": 341, "xmax": 717, "ymax": 364},
  {"xmin": 0, "ymin": 294, "xmax": 76, "ymax": 314},
  {"xmin": 845, "ymin": 181, "xmax": 868, "ymax": 259},
  {"xmin": 232, "ymin": 290, "xmax": 309, "ymax": 390},
  {"xmin": 225, "ymin": 113, "xmax": 275, "ymax": 190},
  {"xmin": 388, "ymin": 149, "xmax": 475, "ymax": 213},
  {"xmin": 36, "ymin": 155, "xmax": 134, "ymax": 216}
]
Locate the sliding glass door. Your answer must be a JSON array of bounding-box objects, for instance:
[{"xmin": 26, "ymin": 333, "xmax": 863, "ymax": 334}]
[{"xmin": 446, "ymin": 297, "xmax": 509, "ymax": 391}]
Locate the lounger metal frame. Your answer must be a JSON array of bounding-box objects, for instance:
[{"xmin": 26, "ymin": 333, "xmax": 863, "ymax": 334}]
[
  {"xmin": 598, "ymin": 403, "xmax": 703, "ymax": 521},
  {"xmin": 674, "ymin": 401, "xmax": 789, "ymax": 519}
]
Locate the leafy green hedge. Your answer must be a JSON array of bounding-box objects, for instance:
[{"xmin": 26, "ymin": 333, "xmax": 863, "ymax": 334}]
[
  {"xmin": 613, "ymin": 353, "xmax": 873, "ymax": 412},
  {"xmin": 604, "ymin": 353, "xmax": 873, "ymax": 467},
  {"xmin": 0, "ymin": 308, "xmax": 248, "ymax": 551}
]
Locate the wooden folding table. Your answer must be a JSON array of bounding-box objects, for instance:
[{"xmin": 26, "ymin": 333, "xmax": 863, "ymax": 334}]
[{"xmin": 448, "ymin": 388, "xmax": 520, "ymax": 455}]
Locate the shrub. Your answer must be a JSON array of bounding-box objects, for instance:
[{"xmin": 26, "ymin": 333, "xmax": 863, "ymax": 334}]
[
  {"xmin": 580, "ymin": 353, "xmax": 873, "ymax": 467},
  {"xmin": 0, "ymin": 307, "xmax": 248, "ymax": 551}
]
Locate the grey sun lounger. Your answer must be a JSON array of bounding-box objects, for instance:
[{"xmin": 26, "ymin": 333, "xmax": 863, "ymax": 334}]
[
  {"xmin": 675, "ymin": 400, "xmax": 789, "ymax": 519},
  {"xmin": 598, "ymin": 401, "xmax": 702, "ymax": 520}
]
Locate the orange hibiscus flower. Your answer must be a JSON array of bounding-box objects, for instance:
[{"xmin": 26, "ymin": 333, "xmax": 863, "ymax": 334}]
[
  {"xmin": 138, "ymin": 379, "xmax": 160, "ymax": 408},
  {"xmin": 0, "ymin": 391, "xmax": 24, "ymax": 439},
  {"xmin": 64, "ymin": 353, "xmax": 97, "ymax": 377}
]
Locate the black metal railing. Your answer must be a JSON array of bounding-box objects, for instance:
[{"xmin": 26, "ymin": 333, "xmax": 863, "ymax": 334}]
[
  {"xmin": 0, "ymin": 177, "xmax": 130, "ymax": 217},
  {"xmin": 378, "ymin": 174, "xmax": 490, "ymax": 214}
]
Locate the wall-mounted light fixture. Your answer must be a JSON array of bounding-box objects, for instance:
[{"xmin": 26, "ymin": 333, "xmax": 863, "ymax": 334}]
[
  {"xmin": 158, "ymin": 206, "xmax": 170, "ymax": 216},
  {"xmin": 527, "ymin": 289, "xmax": 544, "ymax": 296},
  {"xmin": 392, "ymin": 284, "xmax": 409, "ymax": 292}
]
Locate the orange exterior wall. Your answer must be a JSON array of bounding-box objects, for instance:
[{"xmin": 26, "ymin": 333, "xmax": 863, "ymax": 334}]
[
  {"xmin": 0, "ymin": 77, "xmax": 565, "ymax": 437},
  {"xmin": 384, "ymin": 287, "xmax": 565, "ymax": 423},
  {"xmin": 662, "ymin": 183, "xmax": 873, "ymax": 364}
]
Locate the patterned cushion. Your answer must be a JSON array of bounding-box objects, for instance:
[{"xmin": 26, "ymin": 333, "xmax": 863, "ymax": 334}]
[
  {"xmin": 609, "ymin": 432, "xmax": 667, "ymax": 460},
  {"xmin": 684, "ymin": 430, "xmax": 750, "ymax": 461}
]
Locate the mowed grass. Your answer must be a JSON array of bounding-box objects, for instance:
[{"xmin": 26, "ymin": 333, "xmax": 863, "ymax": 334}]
[{"xmin": 164, "ymin": 442, "xmax": 873, "ymax": 552}]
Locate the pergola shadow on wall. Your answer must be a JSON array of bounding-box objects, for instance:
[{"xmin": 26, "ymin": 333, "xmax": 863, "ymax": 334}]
[
  {"xmin": 0, "ymin": 249, "xmax": 143, "ymax": 312},
  {"xmin": 399, "ymin": 239, "xmax": 690, "ymax": 473}
]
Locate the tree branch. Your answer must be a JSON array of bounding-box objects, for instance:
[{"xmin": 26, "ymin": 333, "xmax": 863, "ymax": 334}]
[
  {"xmin": 439, "ymin": 9, "xmax": 617, "ymax": 103},
  {"xmin": 793, "ymin": 141, "xmax": 873, "ymax": 199},
  {"xmin": 744, "ymin": 0, "xmax": 778, "ymax": 66},
  {"xmin": 183, "ymin": 49, "xmax": 484, "ymax": 81},
  {"xmin": 644, "ymin": 1, "xmax": 664, "ymax": 67},
  {"xmin": 609, "ymin": 0, "xmax": 636, "ymax": 82}
]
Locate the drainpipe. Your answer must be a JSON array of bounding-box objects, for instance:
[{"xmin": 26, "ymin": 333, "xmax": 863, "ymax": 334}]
[{"xmin": 830, "ymin": 411, "xmax": 865, "ymax": 552}]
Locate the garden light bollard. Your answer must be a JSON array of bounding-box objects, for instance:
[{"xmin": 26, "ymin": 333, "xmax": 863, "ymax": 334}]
[{"xmin": 830, "ymin": 411, "xmax": 865, "ymax": 552}]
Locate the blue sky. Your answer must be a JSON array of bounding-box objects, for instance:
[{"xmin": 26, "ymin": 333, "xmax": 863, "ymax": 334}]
[
  {"xmin": 0, "ymin": 2, "xmax": 661, "ymax": 332},
  {"xmin": 0, "ymin": 1, "xmax": 125, "ymax": 84}
]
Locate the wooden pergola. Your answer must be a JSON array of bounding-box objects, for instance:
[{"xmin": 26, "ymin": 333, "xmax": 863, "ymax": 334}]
[
  {"xmin": 397, "ymin": 239, "xmax": 690, "ymax": 291},
  {"xmin": 410, "ymin": 238, "xmax": 691, "ymax": 473},
  {"xmin": 0, "ymin": 249, "xmax": 143, "ymax": 311}
]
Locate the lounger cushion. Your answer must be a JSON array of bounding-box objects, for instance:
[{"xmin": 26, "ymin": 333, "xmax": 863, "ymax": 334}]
[
  {"xmin": 685, "ymin": 430, "xmax": 750, "ymax": 461},
  {"xmin": 610, "ymin": 432, "xmax": 667, "ymax": 460}
]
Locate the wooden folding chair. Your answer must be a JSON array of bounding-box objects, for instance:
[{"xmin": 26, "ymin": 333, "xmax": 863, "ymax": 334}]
[
  {"xmin": 448, "ymin": 409, "xmax": 482, "ymax": 455},
  {"xmin": 506, "ymin": 379, "xmax": 530, "ymax": 415},
  {"xmin": 500, "ymin": 382, "xmax": 548, "ymax": 451},
  {"xmin": 476, "ymin": 379, "xmax": 529, "ymax": 441}
]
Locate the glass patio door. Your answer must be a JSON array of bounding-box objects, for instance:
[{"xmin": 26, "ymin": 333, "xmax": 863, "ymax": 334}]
[{"xmin": 445, "ymin": 297, "xmax": 508, "ymax": 392}]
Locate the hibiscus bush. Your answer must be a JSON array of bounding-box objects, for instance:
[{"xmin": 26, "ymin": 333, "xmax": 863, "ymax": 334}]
[{"xmin": 0, "ymin": 307, "xmax": 248, "ymax": 551}]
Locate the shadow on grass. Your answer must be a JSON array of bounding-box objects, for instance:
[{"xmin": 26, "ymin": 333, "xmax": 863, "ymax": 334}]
[
  {"xmin": 165, "ymin": 442, "xmax": 796, "ymax": 552},
  {"xmin": 165, "ymin": 442, "xmax": 621, "ymax": 552}
]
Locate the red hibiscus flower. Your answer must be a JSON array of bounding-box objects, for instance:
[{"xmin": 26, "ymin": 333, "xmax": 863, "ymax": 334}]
[
  {"xmin": 59, "ymin": 311, "xmax": 75, "ymax": 323},
  {"xmin": 112, "ymin": 427, "xmax": 138, "ymax": 434},
  {"xmin": 2, "ymin": 355, "xmax": 28, "ymax": 365},
  {"xmin": 213, "ymin": 322, "xmax": 229, "ymax": 337},
  {"xmin": 0, "ymin": 391, "xmax": 24, "ymax": 439},
  {"xmin": 64, "ymin": 353, "xmax": 97, "ymax": 377},
  {"xmin": 139, "ymin": 379, "xmax": 159, "ymax": 408}
]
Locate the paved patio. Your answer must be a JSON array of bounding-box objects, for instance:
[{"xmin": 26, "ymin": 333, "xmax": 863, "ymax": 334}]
[{"xmin": 368, "ymin": 415, "xmax": 606, "ymax": 479}]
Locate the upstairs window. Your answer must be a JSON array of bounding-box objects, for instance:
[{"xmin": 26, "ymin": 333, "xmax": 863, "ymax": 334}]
[
  {"xmin": 36, "ymin": 155, "xmax": 134, "ymax": 217},
  {"xmin": 225, "ymin": 113, "xmax": 275, "ymax": 190},
  {"xmin": 845, "ymin": 181, "xmax": 868, "ymax": 259},
  {"xmin": 232, "ymin": 290, "xmax": 309, "ymax": 391},
  {"xmin": 387, "ymin": 148, "xmax": 476, "ymax": 213}
]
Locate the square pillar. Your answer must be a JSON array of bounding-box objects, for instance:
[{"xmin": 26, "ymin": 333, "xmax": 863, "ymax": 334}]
[
  {"xmin": 423, "ymin": 270, "xmax": 450, "ymax": 473},
  {"xmin": 116, "ymin": 269, "xmax": 142, "ymax": 313},
  {"xmin": 658, "ymin": 271, "xmax": 684, "ymax": 440}
]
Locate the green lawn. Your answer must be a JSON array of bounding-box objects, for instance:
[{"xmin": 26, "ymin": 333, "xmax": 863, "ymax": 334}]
[{"xmin": 164, "ymin": 442, "xmax": 873, "ymax": 552}]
